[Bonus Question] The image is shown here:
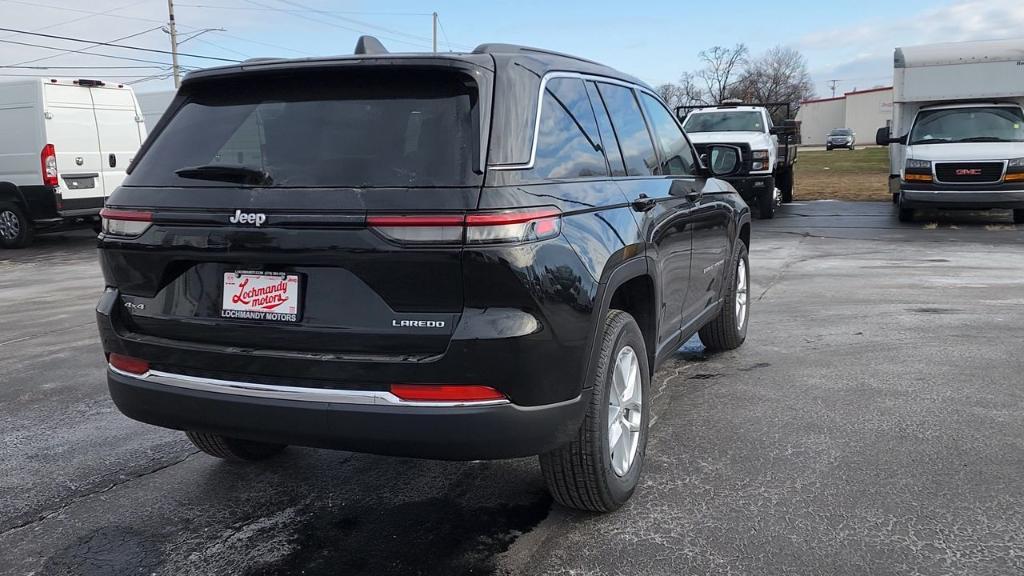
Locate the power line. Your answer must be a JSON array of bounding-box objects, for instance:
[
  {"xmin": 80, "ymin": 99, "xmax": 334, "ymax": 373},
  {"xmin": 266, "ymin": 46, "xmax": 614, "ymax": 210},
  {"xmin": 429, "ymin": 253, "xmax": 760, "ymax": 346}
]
[
  {"xmin": 0, "ymin": 27, "xmax": 241, "ymax": 63},
  {"xmin": 2, "ymin": 26, "xmax": 164, "ymax": 69},
  {"xmin": 176, "ymin": 3, "xmax": 431, "ymax": 16},
  {"xmin": 240, "ymin": 0, "xmax": 432, "ymax": 51},
  {"xmin": 0, "ymin": 38, "xmax": 176, "ymax": 67},
  {"xmin": 1, "ymin": 65, "xmax": 171, "ymax": 69}
]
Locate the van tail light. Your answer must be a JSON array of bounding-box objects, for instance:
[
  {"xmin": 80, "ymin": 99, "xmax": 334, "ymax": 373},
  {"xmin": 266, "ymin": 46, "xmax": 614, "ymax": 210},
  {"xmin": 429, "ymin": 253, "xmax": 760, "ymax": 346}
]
[
  {"xmin": 41, "ymin": 144, "xmax": 58, "ymax": 187},
  {"xmin": 100, "ymin": 208, "xmax": 153, "ymax": 237},
  {"xmin": 390, "ymin": 384, "xmax": 506, "ymax": 403},
  {"xmin": 367, "ymin": 207, "xmax": 561, "ymax": 245},
  {"xmin": 109, "ymin": 353, "xmax": 150, "ymax": 375}
]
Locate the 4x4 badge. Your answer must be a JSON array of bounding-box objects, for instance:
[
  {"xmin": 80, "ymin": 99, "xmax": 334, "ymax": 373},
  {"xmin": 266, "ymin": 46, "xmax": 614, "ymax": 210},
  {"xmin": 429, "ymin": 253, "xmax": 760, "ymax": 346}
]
[{"xmin": 229, "ymin": 210, "xmax": 267, "ymax": 226}]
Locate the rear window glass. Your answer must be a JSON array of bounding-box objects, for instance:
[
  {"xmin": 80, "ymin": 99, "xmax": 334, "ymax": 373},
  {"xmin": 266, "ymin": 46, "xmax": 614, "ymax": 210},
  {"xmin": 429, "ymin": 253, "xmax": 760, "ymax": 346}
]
[{"xmin": 127, "ymin": 70, "xmax": 478, "ymax": 188}]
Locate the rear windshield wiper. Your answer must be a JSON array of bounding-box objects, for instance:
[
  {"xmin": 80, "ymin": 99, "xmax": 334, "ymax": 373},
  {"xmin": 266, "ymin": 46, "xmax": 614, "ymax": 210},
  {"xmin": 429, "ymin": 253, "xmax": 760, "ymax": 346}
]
[{"xmin": 174, "ymin": 164, "xmax": 273, "ymax": 186}]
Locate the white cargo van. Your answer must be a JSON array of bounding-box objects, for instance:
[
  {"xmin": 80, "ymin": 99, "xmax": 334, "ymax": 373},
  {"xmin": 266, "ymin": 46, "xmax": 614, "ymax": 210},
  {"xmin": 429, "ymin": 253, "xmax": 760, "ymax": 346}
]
[
  {"xmin": 0, "ymin": 78, "xmax": 147, "ymax": 247},
  {"xmin": 876, "ymin": 38, "xmax": 1024, "ymax": 223}
]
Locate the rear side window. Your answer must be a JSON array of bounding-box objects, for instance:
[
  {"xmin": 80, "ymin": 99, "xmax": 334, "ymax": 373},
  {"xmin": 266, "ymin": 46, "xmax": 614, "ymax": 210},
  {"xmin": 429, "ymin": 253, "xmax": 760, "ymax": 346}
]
[
  {"xmin": 531, "ymin": 77, "xmax": 608, "ymax": 179},
  {"xmin": 639, "ymin": 93, "xmax": 696, "ymax": 176},
  {"xmin": 127, "ymin": 70, "xmax": 478, "ymax": 188},
  {"xmin": 597, "ymin": 83, "xmax": 658, "ymax": 177},
  {"xmin": 586, "ymin": 81, "xmax": 626, "ymax": 177}
]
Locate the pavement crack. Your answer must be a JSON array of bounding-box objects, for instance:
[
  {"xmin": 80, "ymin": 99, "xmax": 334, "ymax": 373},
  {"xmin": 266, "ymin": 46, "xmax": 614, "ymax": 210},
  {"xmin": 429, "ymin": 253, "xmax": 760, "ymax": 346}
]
[
  {"xmin": 0, "ymin": 450, "xmax": 200, "ymax": 537},
  {"xmin": 757, "ymin": 235, "xmax": 807, "ymax": 302}
]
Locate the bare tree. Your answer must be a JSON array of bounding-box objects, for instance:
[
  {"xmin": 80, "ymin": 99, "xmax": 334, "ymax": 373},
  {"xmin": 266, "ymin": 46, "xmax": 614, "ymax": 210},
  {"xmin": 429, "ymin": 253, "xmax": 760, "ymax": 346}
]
[
  {"xmin": 697, "ymin": 44, "xmax": 748, "ymax": 104},
  {"xmin": 733, "ymin": 46, "xmax": 815, "ymax": 119},
  {"xmin": 677, "ymin": 72, "xmax": 707, "ymax": 107},
  {"xmin": 655, "ymin": 83, "xmax": 684, "ymax": 109}
]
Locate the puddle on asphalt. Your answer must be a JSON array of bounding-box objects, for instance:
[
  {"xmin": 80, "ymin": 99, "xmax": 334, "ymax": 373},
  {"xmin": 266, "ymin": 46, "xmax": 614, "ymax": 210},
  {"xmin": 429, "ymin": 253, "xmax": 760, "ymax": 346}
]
[{"xmin": 244, "ymin": 490, "xmax": 551, "ymax": 576}]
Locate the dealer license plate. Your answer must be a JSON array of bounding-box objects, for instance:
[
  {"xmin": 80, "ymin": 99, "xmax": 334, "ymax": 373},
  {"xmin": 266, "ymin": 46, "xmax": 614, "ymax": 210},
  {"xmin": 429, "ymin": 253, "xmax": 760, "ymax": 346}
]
[{"xmin": 221, "ymin": 271, "xmax": 300, "ymax": 322}]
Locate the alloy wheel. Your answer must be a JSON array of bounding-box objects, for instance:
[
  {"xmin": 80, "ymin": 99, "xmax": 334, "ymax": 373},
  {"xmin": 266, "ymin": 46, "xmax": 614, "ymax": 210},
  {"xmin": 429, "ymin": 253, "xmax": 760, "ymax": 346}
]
[{"xmin": 608, "ymin": 345, "xmax": 643, "ymax": 477}]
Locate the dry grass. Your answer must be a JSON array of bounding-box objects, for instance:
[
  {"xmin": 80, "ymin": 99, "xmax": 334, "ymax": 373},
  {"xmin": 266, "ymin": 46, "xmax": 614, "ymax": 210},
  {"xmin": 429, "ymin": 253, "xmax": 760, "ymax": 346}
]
[{"xmin": 794, "ymin": 148, "xmax": 891, "ymax": 202}]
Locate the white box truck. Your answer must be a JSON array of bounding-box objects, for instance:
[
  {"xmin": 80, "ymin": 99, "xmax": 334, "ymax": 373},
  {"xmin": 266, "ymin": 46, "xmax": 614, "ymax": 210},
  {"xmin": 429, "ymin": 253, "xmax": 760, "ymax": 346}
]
[
  {"xmin": 0, "ymin": 78, "xmax": 147, "ymax": 247},
  {"xmin": 876, "ymin": 38, "xmax": 1024, "ymax": 223}
]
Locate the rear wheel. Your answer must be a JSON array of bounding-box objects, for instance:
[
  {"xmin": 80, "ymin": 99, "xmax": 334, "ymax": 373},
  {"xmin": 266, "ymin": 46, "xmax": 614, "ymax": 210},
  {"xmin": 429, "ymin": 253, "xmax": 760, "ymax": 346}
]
[
  {"xmin": 757, "ymin": 189, "xmax": 776, "ymax": 219},
  {"xmin": 186, "ymin": 431, "xmax": 287, "ymax": 461},
  {"xmin": 539, "ymin": 309, "xmax": 650, "ymax": 512},
  {"xmin": 778, "ymin": 167, "xmax": 794, "ymax": 203},
  {"xmin": 1013, "ymin": 210, "xmax": 1024, "ymax": 224},
  {"xmin": 699, "ymin": 240, "xmax": 749, "ymax": 351},
  {"xmin": 0, "ymin": 202, "xmax": 34, "ymax": 249}
]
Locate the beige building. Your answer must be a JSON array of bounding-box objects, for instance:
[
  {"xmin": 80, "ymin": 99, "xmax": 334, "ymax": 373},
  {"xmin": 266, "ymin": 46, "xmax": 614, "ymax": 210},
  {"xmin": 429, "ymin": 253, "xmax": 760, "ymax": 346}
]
[{"xmin": 796, "ymin": 87, "xmax": 893, "ymax": 147}]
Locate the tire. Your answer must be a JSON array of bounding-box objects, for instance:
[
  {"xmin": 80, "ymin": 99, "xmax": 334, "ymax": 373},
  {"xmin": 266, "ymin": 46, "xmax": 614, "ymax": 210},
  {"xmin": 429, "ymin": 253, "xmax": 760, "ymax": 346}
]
[
  {"xmin": 757, "ymin": 188, "xmax": 776, "ymax": 219},
  {"xmin": 826, "ymin": 146, "xmax": 832, "ymax": 151},
  {"xmin": 898, "ymin": 207, "xmax": 914, "ymax": 223},
  {"xmin": 1013, "ymin": 210, "xmax": 1024, "ymax": 224},
  {"xmin": 699, "ymin": 240, "xmax": 749, "ymax": 351},
  {"xmin": 892, "ymin": 193, "xmax": 900, "ymax": 205},
  {"xmin": 778, "ymin": 167, "xmax": 794, "ymax": 204},
  {"xmin": 186, "ymin": 431, "xmax": 287, "ymax": 461},
  {"xmin": 0, "ymin": 202, "xmax": 34, "ymax": 249},
  {"xmin": 539, "ymin": 309, "xmax": 650, "ymax": 513}
]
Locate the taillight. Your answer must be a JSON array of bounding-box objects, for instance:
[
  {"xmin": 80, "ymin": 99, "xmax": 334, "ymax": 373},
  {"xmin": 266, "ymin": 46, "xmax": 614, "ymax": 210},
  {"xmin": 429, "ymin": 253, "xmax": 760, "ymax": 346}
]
[
  {"xmin": 367, "ymin": 207, "xmax": 561, "ymax": 245},
  {"xmin": 41, "ymin": 144, "xmax": 57, "ymax": 187},
  {"xmin": 465, "ymin": 207, "xmax": 561, "ymax": 244},
  {"xmin": 390, "ymin": 384, "xmax": 506, "ymax": 403},
  {"xmin": 109, "ymin": 353, "xmax": 150, "ymax": 375},
  {"xmin": 100, "ymin": 208, "xmax": 153, "ymax": 237},
  {"xmin": 366, "ymin": 214, "xmax": 465, "ymax": 244}
]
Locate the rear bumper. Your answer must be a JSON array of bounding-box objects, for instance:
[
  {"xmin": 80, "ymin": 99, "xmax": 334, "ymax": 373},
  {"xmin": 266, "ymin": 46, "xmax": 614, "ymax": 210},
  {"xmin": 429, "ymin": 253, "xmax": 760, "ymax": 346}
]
[
  {"xmin": 901, "ymin": 189, "xmax": 1024, "ymax": 209},
  {"xmin": 107, "ymin": 366, "xmax": 586, "ymax": 460}
]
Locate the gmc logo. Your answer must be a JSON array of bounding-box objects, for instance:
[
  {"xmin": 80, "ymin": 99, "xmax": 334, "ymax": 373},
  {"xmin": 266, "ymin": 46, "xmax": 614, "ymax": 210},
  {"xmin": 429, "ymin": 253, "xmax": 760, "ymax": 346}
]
[{"xmin": 956, "ymin": 169, "xmax": 982, "ymax": 176}]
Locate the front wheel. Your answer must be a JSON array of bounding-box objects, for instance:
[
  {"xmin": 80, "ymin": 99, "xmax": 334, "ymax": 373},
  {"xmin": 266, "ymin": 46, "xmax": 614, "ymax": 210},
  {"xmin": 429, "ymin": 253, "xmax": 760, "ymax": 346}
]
[
  {"xmin": 699, "ymin": 240, "xmax": 749, "ymax": 351},
  {"xmin": 1013, "ymin": 210, "xmax": 1023, "ymax": 224},
  {"xmin": 539, "ymin": 310, "xmax": 650, "ymax": 512},
  {"xmin": 0, "ymin": 202, "xmax": 34, "ymax": 249}
]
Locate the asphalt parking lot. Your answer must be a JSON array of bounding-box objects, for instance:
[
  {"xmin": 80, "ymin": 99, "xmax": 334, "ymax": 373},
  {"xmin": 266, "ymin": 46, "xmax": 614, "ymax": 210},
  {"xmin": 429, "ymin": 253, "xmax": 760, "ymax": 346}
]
[{"xmin": 2, "ymin": 201, "xmax": 1023, "ymax": 576}]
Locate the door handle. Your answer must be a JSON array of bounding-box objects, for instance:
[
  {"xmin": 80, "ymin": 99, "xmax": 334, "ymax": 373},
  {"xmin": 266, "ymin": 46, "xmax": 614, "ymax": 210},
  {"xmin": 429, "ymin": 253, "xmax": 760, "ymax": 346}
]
[
  {"xmin": 631, "ymin": 194, "xmax": 656, "ymax": 212},
  {"xmin": 109, "ymin": 154, "xmax": 117, "ymax": 168},
  {"xmin": 685, "ymin": 190, "xmax": 703, "ymax": 202}
]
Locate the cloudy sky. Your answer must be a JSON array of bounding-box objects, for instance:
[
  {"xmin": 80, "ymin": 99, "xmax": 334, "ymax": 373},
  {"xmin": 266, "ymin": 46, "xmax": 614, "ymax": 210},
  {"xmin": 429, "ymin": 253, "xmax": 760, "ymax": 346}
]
[{"xmin": 0, "ymin": 0, "xmax": 1021, "ymax": 97}]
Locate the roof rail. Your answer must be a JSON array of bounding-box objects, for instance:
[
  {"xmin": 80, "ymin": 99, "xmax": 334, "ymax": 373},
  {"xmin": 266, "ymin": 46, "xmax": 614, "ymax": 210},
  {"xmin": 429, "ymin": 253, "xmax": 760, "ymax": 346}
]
[
  {"xmin": 472, "ymin": 43, "xmax": 601, "ymax": 66},
  {"xmin": 242, "ymin": 57, "xmax": 281, "ymax": 64},
  {"xmin": 355, "ymin": 35, "xmax": 389, "ymax": 55}
]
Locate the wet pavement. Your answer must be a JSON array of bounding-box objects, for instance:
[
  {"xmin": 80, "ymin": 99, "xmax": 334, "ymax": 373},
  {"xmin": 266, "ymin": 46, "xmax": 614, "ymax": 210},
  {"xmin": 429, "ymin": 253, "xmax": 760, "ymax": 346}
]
[{"xmin": 2, "ymin": 202, "xmax": 1023, "ymax": 575}]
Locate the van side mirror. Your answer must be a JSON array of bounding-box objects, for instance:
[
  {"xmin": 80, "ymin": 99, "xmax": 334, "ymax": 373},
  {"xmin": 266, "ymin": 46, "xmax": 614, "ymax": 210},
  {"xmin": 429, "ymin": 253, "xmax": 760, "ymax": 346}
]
[
  {"xmin": 875, "ymin": 127, "xmax": 891, "ymax": 146},
  {"xmin": 705, "ymin": 144, "xmax": 741, "ymax": 177}
]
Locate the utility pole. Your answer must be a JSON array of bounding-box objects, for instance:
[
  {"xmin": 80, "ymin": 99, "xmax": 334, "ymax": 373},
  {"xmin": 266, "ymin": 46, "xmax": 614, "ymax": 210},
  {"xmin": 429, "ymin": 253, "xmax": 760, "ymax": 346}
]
[
  {"xmin": 827, "ymin": 79, "xmax": 839, "ymax": 98},
  {"xmin": 432, "ymin": 12, "xmax": 438, "ymax": 53},
  {"xmin": 167, "ymin": 0, "xmax": 181, "ymax": 88}
]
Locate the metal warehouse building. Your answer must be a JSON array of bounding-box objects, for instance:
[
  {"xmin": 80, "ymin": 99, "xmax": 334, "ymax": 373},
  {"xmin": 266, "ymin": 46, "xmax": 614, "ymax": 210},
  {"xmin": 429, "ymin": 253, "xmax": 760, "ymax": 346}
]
[{"xmin": 796, "ymin": 87, "xmax": 893, "ymax": 146}]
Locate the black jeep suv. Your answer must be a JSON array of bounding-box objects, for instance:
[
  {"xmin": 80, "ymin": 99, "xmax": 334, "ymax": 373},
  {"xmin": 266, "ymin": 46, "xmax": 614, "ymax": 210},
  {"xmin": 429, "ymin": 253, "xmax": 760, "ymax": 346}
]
[{"xmin": 97, "ymin": 38, "xmax": 752, "ymax": 512}]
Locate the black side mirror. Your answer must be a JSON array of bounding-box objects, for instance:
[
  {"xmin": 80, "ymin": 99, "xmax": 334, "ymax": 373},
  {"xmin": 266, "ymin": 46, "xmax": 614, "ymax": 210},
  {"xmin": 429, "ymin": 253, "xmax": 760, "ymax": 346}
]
[
  {"xmin": 706, "ymin": 144, "xmax": 741, "ymax": 177},
  {"xmin": 875, "ymin": 126, "xmax": 891, "ymax": 146}
]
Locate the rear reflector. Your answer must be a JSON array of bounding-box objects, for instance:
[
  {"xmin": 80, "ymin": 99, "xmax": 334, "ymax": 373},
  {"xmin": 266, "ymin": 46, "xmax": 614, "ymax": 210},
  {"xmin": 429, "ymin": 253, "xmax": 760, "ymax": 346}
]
[
  {"xmin": 109, "ymin": 353, "xmax": 150, "ymax": 375},
  {"xmin": 390, "ymin": 384, "xmax": 506, "ymax": 403},
  {"xmin": 367, "ymin": 207, "xmax": 561, "ymax": 245},
  {"xmin": 100, "ymin": 208, "xmax": 153, "ymax": 237}
]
